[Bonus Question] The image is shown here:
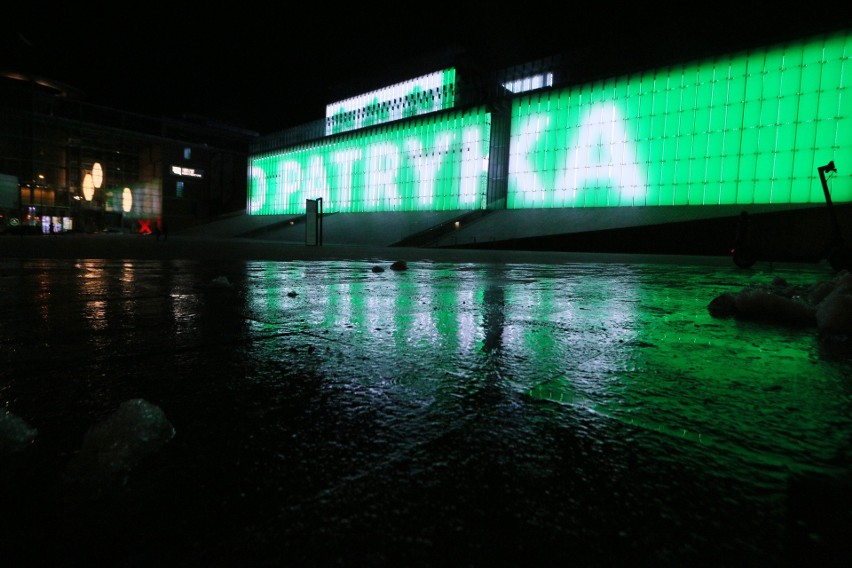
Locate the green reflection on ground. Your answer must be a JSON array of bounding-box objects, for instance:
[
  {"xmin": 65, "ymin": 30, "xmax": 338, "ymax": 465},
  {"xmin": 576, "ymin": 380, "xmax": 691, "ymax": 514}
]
[{"xmin": 241, "ymin": 260, "xmax": 851, "ymax": 488}]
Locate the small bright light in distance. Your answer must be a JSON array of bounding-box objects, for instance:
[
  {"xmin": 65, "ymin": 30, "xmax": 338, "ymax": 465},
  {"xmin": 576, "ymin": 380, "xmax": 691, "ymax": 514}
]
[
  {"xmin": 83, "ymin": 173, "xmax": 94, "ymax": 201},
  {"xmin": 92, "ymin": 162, "xmax": 103, "ymax": 189}
]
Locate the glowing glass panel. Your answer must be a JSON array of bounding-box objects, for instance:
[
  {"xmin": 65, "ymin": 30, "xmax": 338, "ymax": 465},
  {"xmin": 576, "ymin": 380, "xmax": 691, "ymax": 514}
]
[
  {"xmin": 325, "ymin": 69, "xmax": 457, "ymax": 135},
  {"xmin": 248, "ymin": 107, "xmax": 491, "ymax": 214},
  {"xmin": 507, "ymin": 31, "xmax": 852, "ymax": 208}
]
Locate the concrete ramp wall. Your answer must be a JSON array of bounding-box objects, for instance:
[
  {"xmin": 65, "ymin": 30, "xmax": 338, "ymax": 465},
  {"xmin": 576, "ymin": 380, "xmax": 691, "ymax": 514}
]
[{"xmin": 179, "ymin": 210, "xmax": 467, "ymax": 247}]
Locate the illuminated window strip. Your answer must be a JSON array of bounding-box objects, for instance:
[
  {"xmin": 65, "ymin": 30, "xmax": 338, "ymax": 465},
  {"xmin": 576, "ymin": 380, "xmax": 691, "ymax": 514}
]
[
  {"xmin": 503, "ymin": 73, "xmax": 554, "ymax": 94},
  {"xmin": 325, "ymin": 69, "xmax": 457, "ymax": 135}
]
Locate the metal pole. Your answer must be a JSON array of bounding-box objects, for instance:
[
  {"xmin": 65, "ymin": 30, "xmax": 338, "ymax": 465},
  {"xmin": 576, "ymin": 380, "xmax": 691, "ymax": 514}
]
[
  {"xmin": 818, "ymin": 161, "xmax": 843, "ymax": 248},
  {"xmin": 318, "ymin": 197, "xmax": 323, "ymax": 247}
]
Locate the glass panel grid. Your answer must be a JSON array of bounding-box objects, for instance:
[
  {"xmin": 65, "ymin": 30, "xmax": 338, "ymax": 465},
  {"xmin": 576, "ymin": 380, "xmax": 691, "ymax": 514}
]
[
  {"xmin": 249, "ymin": 107, "xmax": 491, "ymax": 214},
  {"xmin": 507, "ymin": 30, "xmax": 852, "ymax": 209}
]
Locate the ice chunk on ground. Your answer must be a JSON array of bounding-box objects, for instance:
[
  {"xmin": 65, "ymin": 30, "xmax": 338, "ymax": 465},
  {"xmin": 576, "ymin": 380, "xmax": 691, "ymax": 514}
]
[
  {"xmin": 708, "ymin": 270, "xmax": 852, "ymax": 335},
  {"xmin": 816, "ymin": 272, "xmax": 852, "ymax": 335},
  {"xmin": 0, "ymin": 411, "xmax": 37, "ymax": 456},
  {"xmin": 65, "ymin": 398, "xmax": 175, "ymax": 486}
]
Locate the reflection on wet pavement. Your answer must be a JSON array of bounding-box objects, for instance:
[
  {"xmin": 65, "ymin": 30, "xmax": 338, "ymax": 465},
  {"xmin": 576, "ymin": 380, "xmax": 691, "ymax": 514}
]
[{"xmin": 1, "ymin": 257, "xmax": 850, "ymax": 566}]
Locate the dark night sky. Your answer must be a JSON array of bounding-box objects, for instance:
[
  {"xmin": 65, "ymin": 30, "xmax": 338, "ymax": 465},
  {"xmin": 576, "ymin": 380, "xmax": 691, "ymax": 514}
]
[{"xmin": 4, "ymin": 4, "xmax": 852, "ymax": 135}]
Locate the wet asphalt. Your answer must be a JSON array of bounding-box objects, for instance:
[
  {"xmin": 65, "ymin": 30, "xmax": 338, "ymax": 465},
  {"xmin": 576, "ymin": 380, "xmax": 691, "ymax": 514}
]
[{"xmin": 1, "ymin": 232, "xmax": 851, "ymax": 567}]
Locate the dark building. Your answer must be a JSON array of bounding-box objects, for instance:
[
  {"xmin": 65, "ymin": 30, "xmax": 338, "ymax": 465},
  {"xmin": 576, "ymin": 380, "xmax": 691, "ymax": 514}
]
[{"xmin": 0, "ymin": 71, "xmax": 257, "ymax": 235}]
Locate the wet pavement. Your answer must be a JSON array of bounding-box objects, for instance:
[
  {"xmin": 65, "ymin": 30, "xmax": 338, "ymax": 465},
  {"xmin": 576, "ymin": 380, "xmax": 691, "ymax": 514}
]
[{"xmin": 1, "ymin": 234, "xmax": 851, "ymax": 567}]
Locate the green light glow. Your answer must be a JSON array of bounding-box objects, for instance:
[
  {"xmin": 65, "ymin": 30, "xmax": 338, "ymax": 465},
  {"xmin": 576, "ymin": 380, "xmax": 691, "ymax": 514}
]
[
  {"xmin": 326, "ymin": 69, "xmax": 457, "ymax": 135},
  {"xmin": 248, "ymin": 107, "xmax": 491, "ymax": 214},
  {"xmin": 507, "ymin": 31, "xmax": 852, "ymax": 208},
  {"xmin": 239, "ymin": 261, "xmax": 850, "ymax": 486}
]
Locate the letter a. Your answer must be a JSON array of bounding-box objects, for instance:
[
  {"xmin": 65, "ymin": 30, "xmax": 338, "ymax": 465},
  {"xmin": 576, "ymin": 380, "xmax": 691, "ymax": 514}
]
[{"xmin": 555, "ymin": 103, "xmax": 645, "ymax": 207}]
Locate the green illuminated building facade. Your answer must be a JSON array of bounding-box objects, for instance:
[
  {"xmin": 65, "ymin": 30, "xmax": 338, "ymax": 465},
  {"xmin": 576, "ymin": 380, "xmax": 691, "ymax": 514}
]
[
  {"xmin": 507, "ymin": 34, "xmax": 851, "ymax": 208},
  {"xmin": 247, "ymin": 28, "xmax": 851, "ymax": 258}
]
